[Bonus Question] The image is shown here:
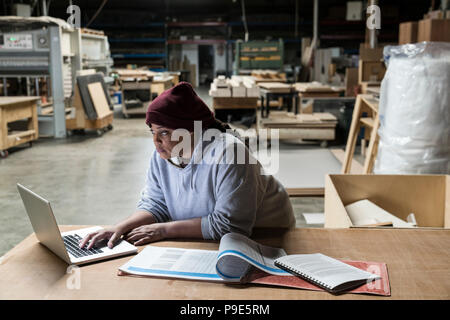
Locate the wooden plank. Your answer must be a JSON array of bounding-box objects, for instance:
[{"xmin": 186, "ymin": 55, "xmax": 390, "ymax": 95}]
[
  {"xmin": 258, "ymin": 82, "xmax": 292, "ymax": 93},
  {"xmin": 0, "ymin": 96, "xmax": 40, "ymax": 107},
  {"xmin": 0, "ymin": 107, "xmax": 7, "ymax": 149},
  {"xmin": 260, "ymin": 111, "xmax": 337, "ymax": 128},
  {"xmin": 360, "ymin": 117, "xmax": 374, "ymax": 128},
  {"xmin": 83, "ymin": 113, "xmax": 113, "ymax": 130},
  {"xmin": 294, "ymin": 82, "xmax": 334, "ymax": 92},
  {"xmin": 6, "ymin": 130, "xmax": 36, "ymax": 148},
  {"xmin": 363, "ymin": 115, "xmax": 380, "ymax": 174},
  {"xmin": 313, "ymin": 112, "xmax": 337, "ymax": 122},
  {"xmin": 342, "ymin": 95, "xmax": 363, "ymax": 173},
  {"xmin": 361, "ymin": 95, "xmax": 379, "ymax": 111},
  {"xmin": 4, "ymin": 102, "xmax": 33, "ymax": 123},
  {"xmin": 296, "ymin": 114, "xmax": 321, "ymax": 123},
  {"xmin": 88, "ymin": 82, "xmax": 112, "ymax": 119}
]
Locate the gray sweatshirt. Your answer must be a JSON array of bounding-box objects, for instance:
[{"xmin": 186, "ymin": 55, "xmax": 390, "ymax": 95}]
[{"xmin": 137, "ymin": 132, "xmax": 295, "ymax": 240}]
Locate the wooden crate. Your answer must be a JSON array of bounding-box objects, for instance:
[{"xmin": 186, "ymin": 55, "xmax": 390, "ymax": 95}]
[{"xmin": 0, "ymin": 97, "xmax": 39, "ymax": 157}]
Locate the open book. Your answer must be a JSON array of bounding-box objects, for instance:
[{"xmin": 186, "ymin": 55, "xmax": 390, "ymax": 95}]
[
  {"xmin": 118, "ymin": 232, "xmax": 288, "ymax": 282},
  {"xmin": 118, "ymin": 232, "xmax": 390, "ymax": 296}
]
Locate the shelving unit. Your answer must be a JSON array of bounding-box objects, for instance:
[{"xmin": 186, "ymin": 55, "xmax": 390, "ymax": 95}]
[
  {"xmin": 234, "ymin": 39, "xmax": 284, "ymax": 73},
  {"xmin": 92, "ymin": 22, "xmax": 168, "ymax": 70}
]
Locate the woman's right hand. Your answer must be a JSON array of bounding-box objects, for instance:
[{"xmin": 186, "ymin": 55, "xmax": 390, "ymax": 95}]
[{"xmin": 79, "ymin": 226, "xmax": 125, "ymax": 250}]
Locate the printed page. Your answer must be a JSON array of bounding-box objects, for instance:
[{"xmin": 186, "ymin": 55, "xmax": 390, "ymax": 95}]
[
  {"xmin": 119, "ymin": 246, "xmax": 223, "ymax": 281},
  {"xmin": 216, "ymin": 233, "xmax": 289, "ymax": 280},
  {"xmin": 275, "ymin": 253, "xmax": 380, "ymax": 289}
]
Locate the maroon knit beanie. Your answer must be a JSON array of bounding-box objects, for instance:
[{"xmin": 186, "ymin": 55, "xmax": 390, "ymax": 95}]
[{"xmin": 145, "ymin": 81, "xmax": 215, "ymax": 131}]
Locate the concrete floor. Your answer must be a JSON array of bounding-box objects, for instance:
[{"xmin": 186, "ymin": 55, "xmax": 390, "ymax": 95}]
[{"xmin": 0, "ymin": 86, "xmax": 356, "ymax": 256}]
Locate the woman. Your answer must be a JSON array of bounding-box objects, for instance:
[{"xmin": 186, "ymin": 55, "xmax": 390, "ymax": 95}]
[{"xmin": 80, "ymin": 82, "xmax": 295, "ymax": 250}]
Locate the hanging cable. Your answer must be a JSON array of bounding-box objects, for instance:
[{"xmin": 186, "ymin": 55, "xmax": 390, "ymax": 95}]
[
  {"xmin": 86, "ymin": 0, "xmax": 109, "ymax": 28},
  {"xmin": 295, "ymin": 0, "xmax": 299, "ymax": 38},
  {"xmin": 46, "ymin": 0, "xmax": 52, "ymax": 15},
  {"xmin": 241, "ymin": 0, "xmax": 249, "ymax": 42}
]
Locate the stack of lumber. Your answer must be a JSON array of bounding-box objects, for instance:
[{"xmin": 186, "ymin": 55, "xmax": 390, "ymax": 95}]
[
  {"xmin": 258, "ymin": 110, "xmax": 338, "ymax": 142},
  {"xmin": 260, "ymin": 111, "xmax": 337, "ymax": 128},
  {"xmin": 209, "ymin": 76, "xmax": 231, "ymax": 97},
  {"xmin": 209, "ymin": 76, "xmax": 260, "ymax": 98},
  {"xmin": 115, "ymin": 69, "xmax": 154, "ymax": 81},
  {"xmin": 231, "ymin": 76, "xmax": 259, "ymax": 97},
  {"xmin": 250, "ymin": 70, "xmax": 286, "ymax": 83}
]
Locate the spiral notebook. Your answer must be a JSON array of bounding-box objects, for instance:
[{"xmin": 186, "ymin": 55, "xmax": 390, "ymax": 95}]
[{"xmin": 274, "ymin": 253, "xmax": 381, "ymax": 294}]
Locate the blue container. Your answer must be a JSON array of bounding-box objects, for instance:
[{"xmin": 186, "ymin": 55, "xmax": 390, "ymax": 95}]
[{"xmin": 113, "ymin": 91, "xmax": 122, "ymax": 105}]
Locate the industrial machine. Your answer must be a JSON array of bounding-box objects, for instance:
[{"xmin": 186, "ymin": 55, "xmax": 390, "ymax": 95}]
[{"xmin": 0, "ymin": 16, "xmax": 113, "ymax": 138}]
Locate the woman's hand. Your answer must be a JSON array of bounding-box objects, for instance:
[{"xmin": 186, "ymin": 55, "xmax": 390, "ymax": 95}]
[
  {"xmin": 79, "ymin": 226, "xmax": 125, "ymax": 250},
  {"xmin": 124, "ymin": 223, "xmax": 167, "ymax": 246}
]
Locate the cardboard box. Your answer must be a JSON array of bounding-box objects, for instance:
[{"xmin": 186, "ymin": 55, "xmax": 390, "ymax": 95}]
[
  {"xmin": 359, "ymin": 45, "xmax": 384, "ymax": 61},
  {"xmin": 358, "ymin": 60, "xmax": 386, "ymax": 83},
  {"xmin": 399, "ymin": 21, "xmax": 418, "ymax": 44},
  {"xmin": 324, "ymin": 174, "xmax": 450, "ymax": 229},
  {"xmin": 417, "ymin": 19, "xmax": 450, "ymax": 42}
]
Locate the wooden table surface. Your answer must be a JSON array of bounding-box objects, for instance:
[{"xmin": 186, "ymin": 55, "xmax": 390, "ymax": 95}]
[
  {"xmin": 0, "ymin": 96, "xmax": 40, "ymax": 106},
  {"xmin": 1, "ymin": 226, "xmax": 449, "ymax": 300}
]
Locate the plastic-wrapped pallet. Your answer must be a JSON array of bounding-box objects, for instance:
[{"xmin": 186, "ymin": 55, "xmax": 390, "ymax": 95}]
[{"xmin": 374, "ymin": 42, "xmax": 450, "ymax": 174}]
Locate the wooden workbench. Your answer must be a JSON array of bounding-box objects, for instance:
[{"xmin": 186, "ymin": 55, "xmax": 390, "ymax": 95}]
[
  {"xmin": 1, "ymin": 226, "xmax": 448, "ymax": 300},
  {"xmin": 0, "ymin": 96, "xmax": 39, "ymax": 157}
]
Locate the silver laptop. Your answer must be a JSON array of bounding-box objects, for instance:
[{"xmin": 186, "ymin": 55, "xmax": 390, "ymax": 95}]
[{"xmin": 17, "ymin": 183, "xmax": 137, "ymax": 265}]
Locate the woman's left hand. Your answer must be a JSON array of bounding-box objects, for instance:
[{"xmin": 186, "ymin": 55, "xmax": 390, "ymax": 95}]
[{"xmin": 124, "ymin": 223, "xmax": 167, "ymax": 246}]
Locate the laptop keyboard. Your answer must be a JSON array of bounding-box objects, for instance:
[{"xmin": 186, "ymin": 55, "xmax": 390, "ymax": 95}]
[{"xmin": 63, "ymin": 234, "xmax": 103, "ymax": 258}]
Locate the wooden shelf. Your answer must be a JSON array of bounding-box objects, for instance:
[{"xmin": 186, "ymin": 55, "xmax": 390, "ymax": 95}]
[{"xmin": 360, "ymin": 117, "xmax": 375, "ymax": 128}]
